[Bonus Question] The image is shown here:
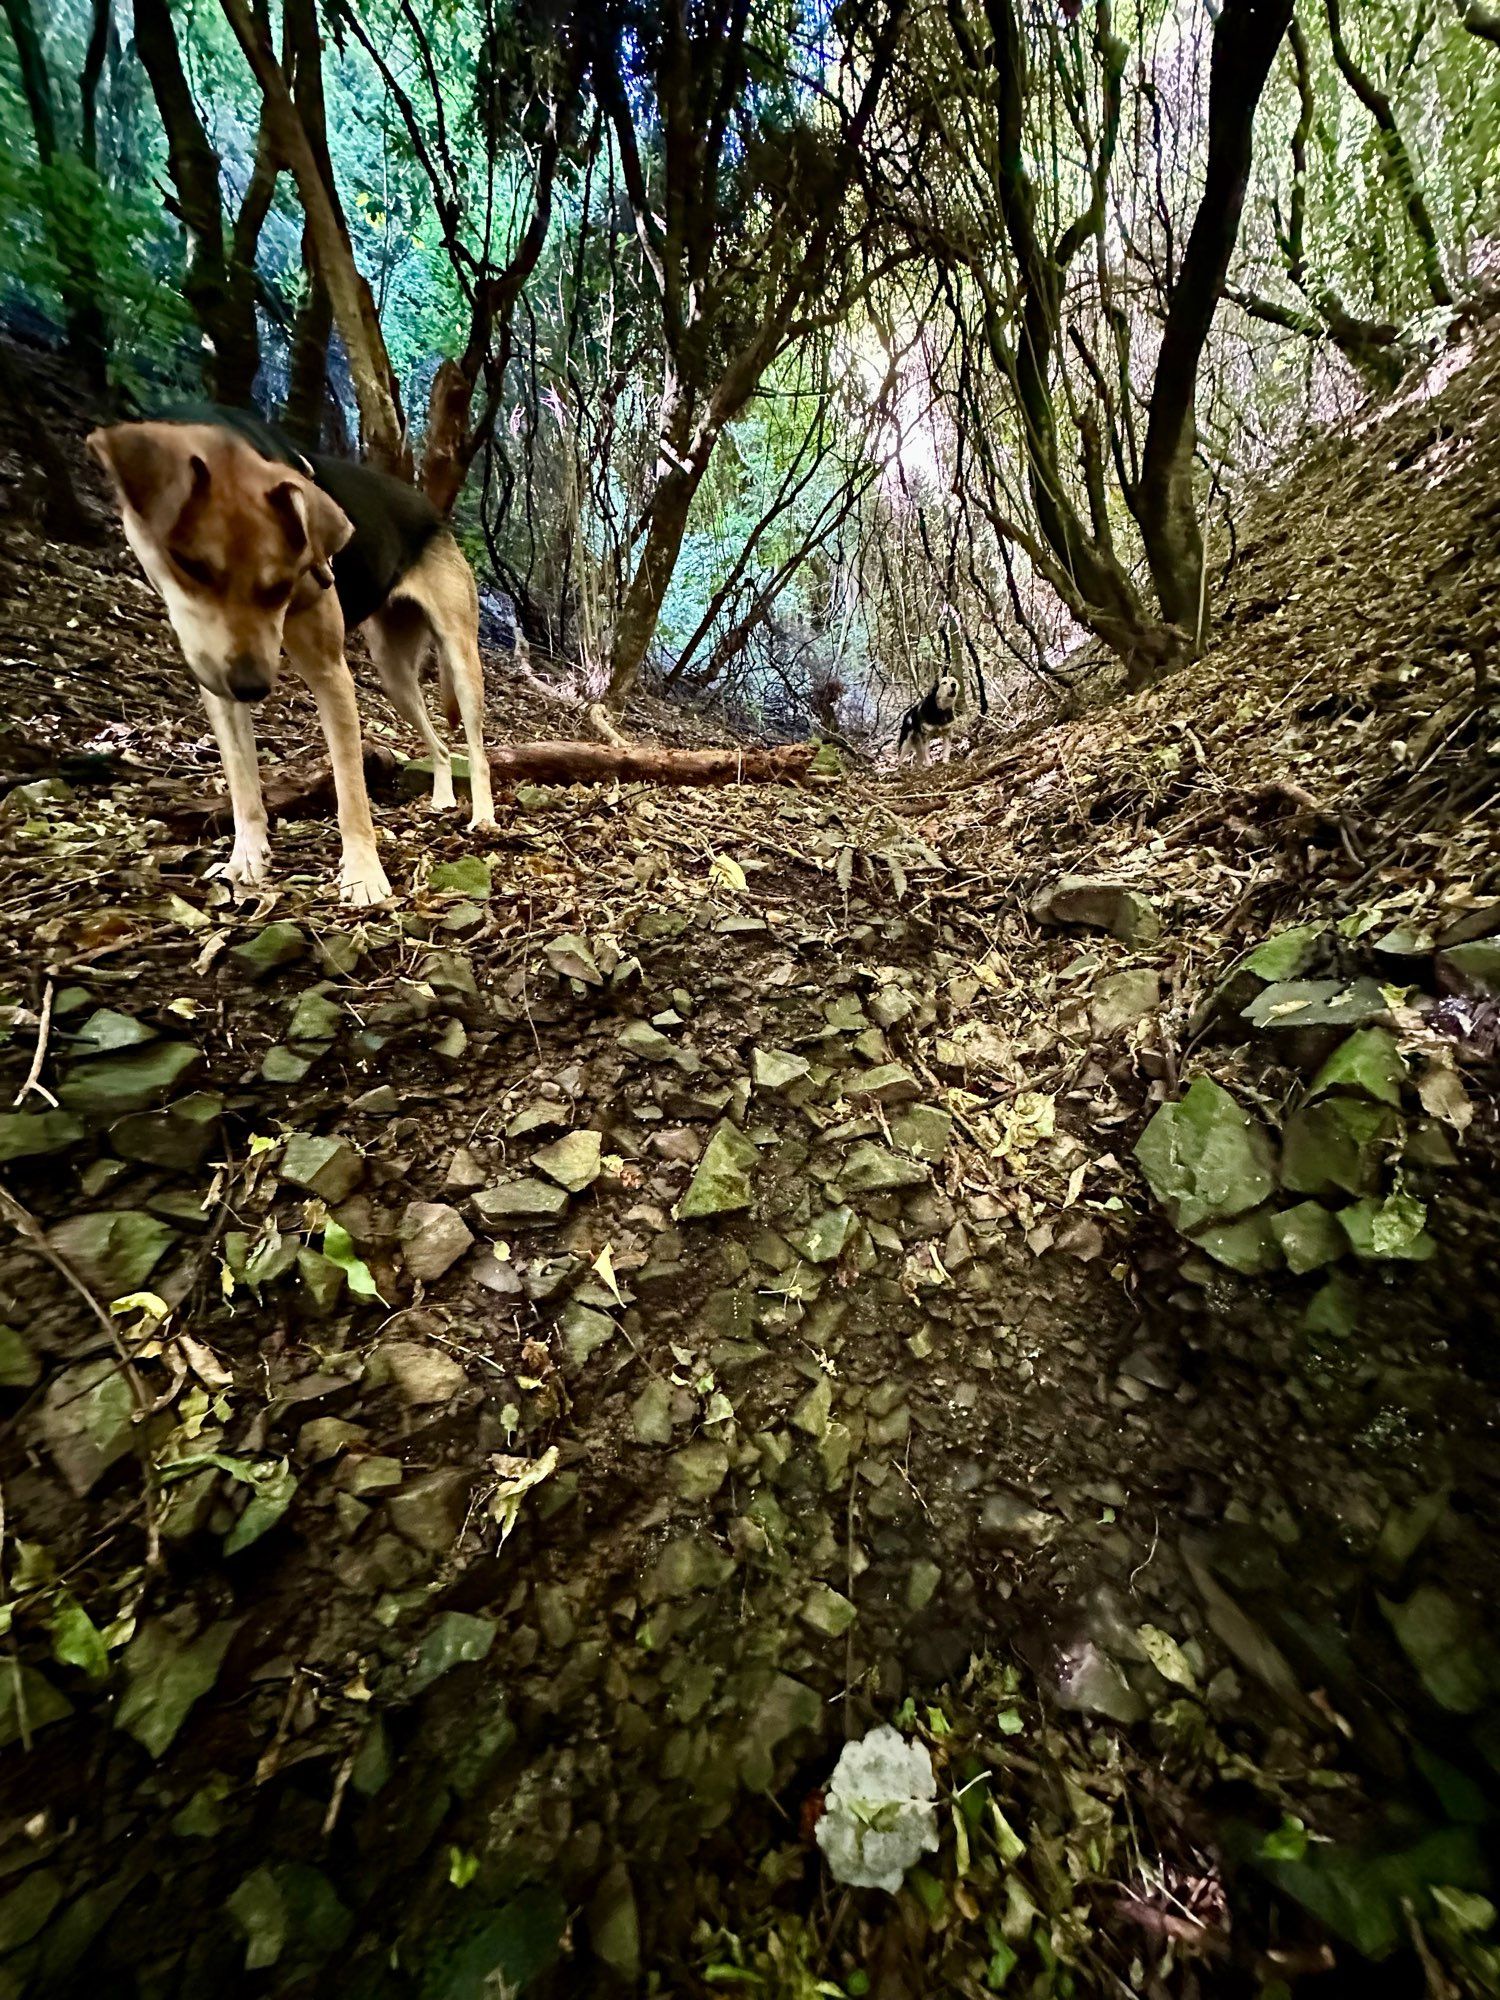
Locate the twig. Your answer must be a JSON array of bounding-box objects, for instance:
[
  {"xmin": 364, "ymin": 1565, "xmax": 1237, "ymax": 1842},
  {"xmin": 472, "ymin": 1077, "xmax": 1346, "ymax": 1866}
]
[{"xmin": 12, "ymin": 978, "xmax": 57, "ymax": 1108}]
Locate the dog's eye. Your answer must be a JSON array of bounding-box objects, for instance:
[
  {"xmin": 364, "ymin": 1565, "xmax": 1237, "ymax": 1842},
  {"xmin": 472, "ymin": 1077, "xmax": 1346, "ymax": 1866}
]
[
  {"xmin": 255, "ymin": 580, "xmax": 295, "ymax": 610},
  {"xmin": 170, "ymin": 551, "xmax": 217, "ymax": 588}
]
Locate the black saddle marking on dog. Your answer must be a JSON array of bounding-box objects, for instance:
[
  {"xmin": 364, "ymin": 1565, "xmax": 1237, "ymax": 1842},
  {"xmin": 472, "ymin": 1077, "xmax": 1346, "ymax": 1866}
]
[
  {"xmin": 898, "ymin": 680, "xmax": 958, "ymax": 748},
  {"xmin": 157, "ymin": 402, "xmax": 445, "ymax": 633}
]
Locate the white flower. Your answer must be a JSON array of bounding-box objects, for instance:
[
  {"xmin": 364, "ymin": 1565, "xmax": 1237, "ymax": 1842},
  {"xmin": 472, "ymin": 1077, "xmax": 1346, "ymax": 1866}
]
[{"xmin": 814, "ymin": 1725, "xmax": 940, "ymax": 1893}]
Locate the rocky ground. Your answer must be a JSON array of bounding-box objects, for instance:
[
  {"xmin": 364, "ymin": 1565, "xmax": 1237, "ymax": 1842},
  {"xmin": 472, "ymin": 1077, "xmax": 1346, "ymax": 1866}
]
[{"xmin": 0, "ymin": 326, "xmax": 1498, "ymax": 1999}]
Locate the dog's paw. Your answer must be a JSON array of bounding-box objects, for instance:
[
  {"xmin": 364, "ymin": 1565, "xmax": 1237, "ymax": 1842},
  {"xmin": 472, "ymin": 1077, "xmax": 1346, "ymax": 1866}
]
[
  {"xmin": 430, "ymin": 773, "xmax": 458, "ymax": 813},
  {"xmin": 468, "ymin": 812, "xmax": 499, "ymax": 836},
  {"xmin": 222, "ymin": 839, "xmax": 272, "ymax": 894},
  {"xmin": 339, "ymin": 859, "xmax": 393, "ymax": 907}
]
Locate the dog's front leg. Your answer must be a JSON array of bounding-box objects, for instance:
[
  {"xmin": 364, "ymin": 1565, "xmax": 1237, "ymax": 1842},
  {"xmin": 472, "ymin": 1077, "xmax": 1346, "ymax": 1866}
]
[
  {"xmin": 284, "ymin": 601, "xmax": 392, "ymax": 907},
  {"xmin": 202, "ymin": 691, "xmax": 271, "ymax": 893}
]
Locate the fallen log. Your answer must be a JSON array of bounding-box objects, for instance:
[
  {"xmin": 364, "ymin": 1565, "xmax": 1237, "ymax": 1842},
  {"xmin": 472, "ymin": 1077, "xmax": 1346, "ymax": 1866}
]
[{"xmin": 161, "ymin": 738, "xmax": 813, "ymax": 830}]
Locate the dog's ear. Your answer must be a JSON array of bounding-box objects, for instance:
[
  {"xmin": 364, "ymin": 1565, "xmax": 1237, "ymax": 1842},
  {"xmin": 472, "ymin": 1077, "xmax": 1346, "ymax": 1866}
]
[
  {"xmin": 268, "ymin": 477, "xmax": 353, "ymax": 585},
  {"xmin": 87, "ymin": 424, "xmax": 208, "ymax": 532}
]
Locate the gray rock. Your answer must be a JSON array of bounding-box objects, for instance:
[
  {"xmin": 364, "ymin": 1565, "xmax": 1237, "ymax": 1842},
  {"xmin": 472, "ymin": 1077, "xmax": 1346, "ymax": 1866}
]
[
  {"xmin": 368, "ymin": 1340, "xmax": 468, "ymax": 1405},
  {"xmin": 1091, "ymin": 970, "xmax": 1161, "ymax": 1037},
  {"xmin": 400, "ymin": 1202, "xmax": 474, "ymax": 1281},
  {"xmin": 472, "ymin": 1178, "xmax": 569, "ymax": 1227},
  {"xmin": 978, "ymin": 1490, "xmax": 1058, "ymax": 1544},
  {"xmin": 1032, "ymin": 876, "xmax": 1160, "ymax": 945}
]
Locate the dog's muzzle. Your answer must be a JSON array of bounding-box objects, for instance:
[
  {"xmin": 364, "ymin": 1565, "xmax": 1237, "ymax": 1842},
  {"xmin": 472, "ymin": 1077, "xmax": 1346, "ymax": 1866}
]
[{"xmin": 225, "ymin": 656, "xmax": 272, "ymax": 704}]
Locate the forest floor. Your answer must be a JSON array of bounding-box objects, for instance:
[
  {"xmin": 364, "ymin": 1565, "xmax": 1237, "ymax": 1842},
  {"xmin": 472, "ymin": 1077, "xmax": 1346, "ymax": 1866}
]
[{"xmin": 0, "ymin": 324, "xmax": 1498, "ymax": 2000}]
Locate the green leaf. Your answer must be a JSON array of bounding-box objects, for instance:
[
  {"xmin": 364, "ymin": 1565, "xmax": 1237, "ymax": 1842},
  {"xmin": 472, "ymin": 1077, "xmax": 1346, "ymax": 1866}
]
[
  {"xmin": 1260, "ymin": 1827, "xmax": 1484, "ymax": 1961},
  {"xmin": 115, "ymin": 1617, "xmax": 241, "ymax": 1758},
  {"xmin": 49, "ymin": 1595, "xmax": 110, "ymax": 1680},
  {"xmin": 323, "ymin": 1222, "xmax": 383, "ymax": 1300},
  {"xmin": 0, "ymin": 1109, "xmax": 84, "ymax": 1164},
  {"xmin": 1339, "ymin": 1188, "xmax": 1433, "ymax": 1262},
  {"xmin": 223, "ymin": 1458, "xmax": 298, "ymax": 1554},
  {"xmin": 1259, "ymin": 1815, "xmax": 1309, "ymax": 1863},
  {"xmin": 1379, "ymin": 1587, "xmax": 1491, "ymax": 1712},
  {"xmin": 0, "ymin": 1663, "xmax": 71, "ymax": 1748},
  {"xmin": 228, "ymin": 1866, "xmax": 286, "ymax": 1970},
  {"xmin": 0, "ymin": 1323, "xmax": 40, "ymax": 1388},
  {"xmin": 1281, "ymin": 1099, "xmax": 1399, "ymax": 1197},
  {"xmin": 407, "ymin": 1611, "xmax": 498, "ymax": 1697},
  {"xmin": 1193, "ymin": 1206, "xmax": 1282, "ymax": 1273},
  {"xmin": 1308, "ymin": 1028, "xmax": 1406, "ymax": 1108},
  {"xmin": 1137, "ymin": 1624, "xmax": 1197, "ymax": 1690},
  {"xmin": 1270, "ymin": 1201, "xmax": 1346, "ymax": 1275},
  {"xmin": 1134, "ymin": 1078, "xmax": 1277, "ymax": 1235},
  {"xmin": 430, "ymin": 856, "xmax": 492, "ymax": 899},
  {"xmin": 420, "ymin": 1885, "xmax": 567, "ymax": 1999},
  {"xmin": 48, "ymin": 1209, "xmax": 178, "ymax": 1297}
]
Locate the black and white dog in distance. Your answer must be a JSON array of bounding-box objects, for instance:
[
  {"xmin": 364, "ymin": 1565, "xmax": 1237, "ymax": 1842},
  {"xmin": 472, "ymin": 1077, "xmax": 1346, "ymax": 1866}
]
[{"xmin": 897, "ymin": 672, "xmax": 960, "ymax": 765}]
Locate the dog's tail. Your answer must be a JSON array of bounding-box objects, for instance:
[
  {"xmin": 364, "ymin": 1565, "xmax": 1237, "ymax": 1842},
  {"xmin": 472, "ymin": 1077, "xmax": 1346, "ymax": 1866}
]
[{"xmin": 438, "ymin": 656, "xmax": 460, "ymax": 730}]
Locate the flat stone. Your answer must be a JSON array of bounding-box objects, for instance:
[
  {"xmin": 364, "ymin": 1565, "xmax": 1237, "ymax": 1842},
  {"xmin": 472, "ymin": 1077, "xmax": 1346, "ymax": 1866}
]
[
  {"xmin": 852, "ymin": 1063, "xmax": 920, "ymax": 1106},
  {"xmin": 367, "ymin": 1340, "xmax": 468, "ymax": 1405},
  {"xmin": 978, "ymin": 1490, "xmax": 1058, "ymax": 1544},
  {"xmin": 890, "ymin": 1104, "xmax": 952, "ymax": 1162},
  {"xmin": 751, "ymin": 1047, "xmax": 812, "ymax": 1092},
  {"xmin": 631, "ymin": 1377, "xmax": 675, "ymax": 1445},
  {"xmin": 1032, "ymin": 876, "xmax": 1160, "ymax": 945},
  {"xmin": 678, "ymin": 1122, "xmax": 758, "ymax": 1220},
  {"xmin": 801, "ymin": 1584, "xmax": 858, "ymax": 1638},
  {"xmin": 531, "ymin": 1129, "xmax": 602, "ymax": 1192},
  {"xmin": 561, "ymin": 1303, "xmax": 616, "ymax": 1369},
  {"xmin": 472, "ymin": 1179, "xmax": 569, "ymax": 1227},
  {"xmin": 400, "ymin": 1202, "xmax": 474, "ymax": 1282},
  {"xmin": 642, "ymin": 1534, "xmax": 735, "ymax": 1603},
  {"xmin": 1091, "ymin": 970, "xmax": 1161, "ymax": 1037},
  {"xmin": 386, "ymin": 1469, "xmax": 475, "ymax": 1553},
  {"xmin": 669, "ymin": 1440, "xmax": 730, "ymax": 1502},
  {"xmin": 790, "ymin": 1207, "xmax": 857, "ymax": 1264},
  {"xmin": 838, "ymin": 1141, "xmax": 928, "ymax": 1194},
  {"xmin": 869, "ymin": 986, "xmax": 914, "ymax": 1030},
  {"xmin": 281, "ymin": 1133, "xmax": 364, "ymax": 1203}
]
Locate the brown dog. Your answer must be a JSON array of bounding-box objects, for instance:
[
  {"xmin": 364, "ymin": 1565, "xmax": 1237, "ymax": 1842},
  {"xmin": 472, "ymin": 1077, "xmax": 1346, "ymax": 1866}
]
[{"xmin": 86, "ymin": 415, "xmax": 495, "ymax": 905}]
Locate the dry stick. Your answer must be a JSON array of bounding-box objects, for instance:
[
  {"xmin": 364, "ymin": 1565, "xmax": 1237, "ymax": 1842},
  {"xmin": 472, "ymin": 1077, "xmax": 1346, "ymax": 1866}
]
[{"xmin": 12, "ymin": 977, "xmax": 56, "ymax": 1108}]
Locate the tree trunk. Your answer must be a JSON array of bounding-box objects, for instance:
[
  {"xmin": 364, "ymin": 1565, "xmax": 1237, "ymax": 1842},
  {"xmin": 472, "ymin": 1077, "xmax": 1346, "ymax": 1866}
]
[
  {"xmin": 1136, "ymin": 0, "xmax": 1293, "ymax": 647},
  {"xmin": 419, "ymin": 124, "xmax": 564, "ymax": 515},
  {"xmin": 607, "ymin": 462, "xmax": 702, "ymax": 706},
  {"xmin": 2, "ymin": 0, "xmax": 109, "ymax": 385},
  {"xmin": 133, "ymin": 0, "xmax": 269, "ymax": 402},
  {"xmin": 1325, "ymin": 0, "xmax": 1453, "ymax": 308},
  {"xmin": 219, "ymin": 0, "xmax": 409, "ymax": 476},
  {"xmin": 79, "ymin": 0, "xmax": 110, "ymax": 170},
  {"xmin": 283, "ymin": 228, "xmax": 334, "ymax": 448},
  {"xmin": 0, "ymin": 345, "xmax": 104, "ymax": 542}
]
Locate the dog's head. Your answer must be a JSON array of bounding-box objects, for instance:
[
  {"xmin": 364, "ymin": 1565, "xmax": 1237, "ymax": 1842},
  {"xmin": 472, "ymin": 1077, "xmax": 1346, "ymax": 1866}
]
[
  {"xmin": 86, "ymin": 421, "xmax": 353, "ymax": 704},
  {"xmin": 934, "ymin": 673, "xmax": 960, "ymax": 712}
]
